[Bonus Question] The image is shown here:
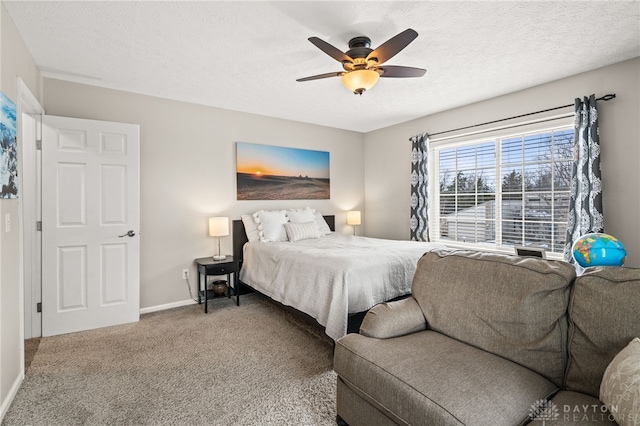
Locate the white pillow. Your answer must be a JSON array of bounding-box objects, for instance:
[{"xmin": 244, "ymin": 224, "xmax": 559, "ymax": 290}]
[
  {"xmin": 241, "ymin": 215, "xmax": 260, "ymax": 243},
  {"xmin": 253, "ymin": 210, "xmax": 288, "ymax": 242},
  {"xmin": 284, "ymin": 221, "xmax": 321, "ymax": 242},
  {"xmin": 288, "ymin": 208, "xmax": 316, "ymax": 223},
  {"xmin": 600, "ymin": 337, "xmax": 640, "ymax": 426},
  {"xmin": 314, "ymin": 212, "xmax": 332, "ymax": 235}
]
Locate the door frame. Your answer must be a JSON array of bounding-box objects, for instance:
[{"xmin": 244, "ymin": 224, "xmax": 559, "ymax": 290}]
[{"xmin": 17, "ymin": 78, "xmax": 44, "ymax": 340}]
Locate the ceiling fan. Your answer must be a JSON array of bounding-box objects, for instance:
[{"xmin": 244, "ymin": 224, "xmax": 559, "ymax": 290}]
[{"xmin": 297, "ymin": 28, "xmax": 426, "ymax": 95}]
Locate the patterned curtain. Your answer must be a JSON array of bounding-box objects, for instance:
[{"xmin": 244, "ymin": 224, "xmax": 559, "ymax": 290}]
[
  {"xmin": 564, "ymin": 95, "xmax": 604, "ymax": 262},
  {"xmin": 410, "ymin": 133, "xmax": 430, "ymax": 241}
]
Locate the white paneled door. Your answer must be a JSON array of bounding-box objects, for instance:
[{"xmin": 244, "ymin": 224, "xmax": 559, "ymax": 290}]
[{"xmin": 42, "ymin": 116, "xmax": 140, "ymax": 337}]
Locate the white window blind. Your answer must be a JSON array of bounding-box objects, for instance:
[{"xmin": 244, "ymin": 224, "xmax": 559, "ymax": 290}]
[{"xmin": 431, "ymin": 125, "xmax": 574, "ymax": 255}]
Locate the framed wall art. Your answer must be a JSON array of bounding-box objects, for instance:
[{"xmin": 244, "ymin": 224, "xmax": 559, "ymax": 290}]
[
  {"xmin": 236, "ymin": 142, "xmax": 330, "ymax": 200},
  {"xmin": 0, "ymin": 92, "xmax": 18, "ymax": 198}
]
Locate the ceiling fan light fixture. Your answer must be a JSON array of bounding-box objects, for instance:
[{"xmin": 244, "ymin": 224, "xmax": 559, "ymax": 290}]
[{"xmin": 341, "ymin": 69, "xmax": 380, "ymax": 95}]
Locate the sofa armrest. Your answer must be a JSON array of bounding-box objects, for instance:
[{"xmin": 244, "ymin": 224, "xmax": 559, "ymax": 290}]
[{"xmin": 359, "ymin": 296, "xmax": 427, "ymax": 339}]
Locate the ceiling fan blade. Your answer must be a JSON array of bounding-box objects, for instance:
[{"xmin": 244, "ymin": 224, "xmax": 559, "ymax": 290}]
[
  {"xmin": 308, "ymin": 37, "xmax": 354, "ymax": 64},
  {"xmin": 366, "ymin": 29, "xmax": 418, "ymax": 64},
  {"xmin": 378, "ymin": 65, "xmax": 426, "ymax": 78},
  {"xmin": 296, "ymin": 71, "xmax": 344, "ymax": 82}
]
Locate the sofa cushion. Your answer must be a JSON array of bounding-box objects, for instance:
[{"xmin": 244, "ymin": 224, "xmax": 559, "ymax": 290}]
[
  {"xmin": 565, "ymin": 266, "xmax": 640, "ymax": 397},
  {"xmin": 334, "ymin": 330, "xmax": 558, "ymax": 426},
  {"xmin": 337, "ymin": 377, "xmax": 401, "ymax": 426},
  {"xmin": 412, "ymin": 250, "xmax": 576, "ymax": 386},
  {"xmin": 359, "ymin": 297, "xmax": 427, "ymax": 339},
  {"xmin": 600, "ymin": 338, "xmax": 640, "ymax": 426}
]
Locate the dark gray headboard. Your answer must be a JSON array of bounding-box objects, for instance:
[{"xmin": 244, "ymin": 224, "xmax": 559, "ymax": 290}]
[{"xmin": 232, "ymin": 215, "xmax": 335, "ymax": 263}]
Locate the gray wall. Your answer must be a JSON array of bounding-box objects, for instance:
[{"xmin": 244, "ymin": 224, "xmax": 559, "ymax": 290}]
[
  {"xmin": 364, "ymin": 57, "xmax": 640, "ymax": 267},
  {"xmin": 0, "ymin": 2, "xmax": 42, "ymax": 416},
  {"xmin": 42, "ymin": 79, "xmax": 365, "ymax": 309}
]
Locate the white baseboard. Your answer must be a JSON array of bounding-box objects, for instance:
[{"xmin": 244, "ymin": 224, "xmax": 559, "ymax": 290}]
[
  {"xmin": 0, "ymin": 371, "xmax": 24, "ymax": 422},
  {"xmin": 139, "ymin": 298, "xmax": 197, "ymax": 315}
]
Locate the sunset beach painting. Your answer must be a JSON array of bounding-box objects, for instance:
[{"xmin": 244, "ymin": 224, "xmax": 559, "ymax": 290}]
[{"xmin": 236, "ymin": 142, "xmax": 330, "ymax": 200}]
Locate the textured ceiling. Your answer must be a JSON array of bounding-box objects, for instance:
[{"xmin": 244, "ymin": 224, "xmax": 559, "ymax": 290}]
[{"xmin": 4, "ymin": 1, "xmax": 640, "ymax": 133}]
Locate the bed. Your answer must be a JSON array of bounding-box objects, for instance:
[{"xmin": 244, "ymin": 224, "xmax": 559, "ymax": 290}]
[{"xmin": 232, "ymin": 214, "xmax": 446, "ymax": 341}]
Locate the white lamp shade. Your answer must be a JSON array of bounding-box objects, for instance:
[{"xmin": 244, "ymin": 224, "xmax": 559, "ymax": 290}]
[
  {"xmin": 208, "ymin": 217, "xmax": 229, "ymax": 237},
  {"xmin": 346, "ymin": 211, "xmax": 361, "ymax": 226}
]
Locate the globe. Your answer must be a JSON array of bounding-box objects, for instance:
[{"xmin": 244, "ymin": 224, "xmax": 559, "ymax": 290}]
[{"xmin": 572, "ymin": 233, "xmax": 627, "ymax": 267}]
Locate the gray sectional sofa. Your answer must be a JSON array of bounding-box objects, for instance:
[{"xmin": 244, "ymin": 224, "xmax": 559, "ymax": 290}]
[{"xmin": 334, "ymin": 249, "xmax": 640, "ymax": 426}]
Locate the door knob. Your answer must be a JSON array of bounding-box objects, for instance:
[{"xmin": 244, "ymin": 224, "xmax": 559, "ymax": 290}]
[{"xmin": 119, "ymin": 230, "xmax": 136, "ymax": 237}]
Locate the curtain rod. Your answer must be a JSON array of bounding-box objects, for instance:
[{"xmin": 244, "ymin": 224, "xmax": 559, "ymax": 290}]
[{"xmin": 411, "ymin": 93, "xmax": 616, "ymax": 140}]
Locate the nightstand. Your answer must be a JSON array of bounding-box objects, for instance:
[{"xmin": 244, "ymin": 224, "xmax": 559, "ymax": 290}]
[{"xmin": 195, "ymin": 256, "xmax": 240, "ymax": 313}]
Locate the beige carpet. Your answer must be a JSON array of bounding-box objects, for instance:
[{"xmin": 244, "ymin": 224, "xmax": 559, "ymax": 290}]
[
  {"xmin": 23, "ymin": 338, "xmax": 41, "ymax": 372},
  {"xmin": 3, "ymin": 294, "xmax": 337, "ymax": 425}
]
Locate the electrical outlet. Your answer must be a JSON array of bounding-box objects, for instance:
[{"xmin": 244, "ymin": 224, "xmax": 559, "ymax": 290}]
[{"xmin": 182, "ymin": 269, "xmax": 189, "ymax": 280}]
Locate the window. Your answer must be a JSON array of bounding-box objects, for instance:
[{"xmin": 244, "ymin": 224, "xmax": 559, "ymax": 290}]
[{"xmin": 430, "ymin": 125, "xmax": 573, "ymax": 255}]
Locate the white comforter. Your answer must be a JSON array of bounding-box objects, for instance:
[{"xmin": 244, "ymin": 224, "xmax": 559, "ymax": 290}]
[{"xmin": 239, "ymin": 233, "xmax": 446, "ymax": 341}]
